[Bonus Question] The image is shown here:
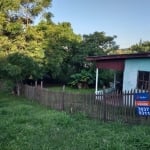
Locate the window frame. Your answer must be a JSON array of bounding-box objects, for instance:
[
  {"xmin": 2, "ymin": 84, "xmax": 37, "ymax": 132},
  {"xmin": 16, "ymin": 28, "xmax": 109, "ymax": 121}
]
[{"xmin": 137, "ymin": 70, "xmax": 150, "ymax": 90}]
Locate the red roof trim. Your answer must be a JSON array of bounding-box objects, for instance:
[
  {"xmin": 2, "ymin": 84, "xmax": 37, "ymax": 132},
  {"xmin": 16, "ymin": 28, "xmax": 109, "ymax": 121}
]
[
  {"xmin": 96, "ymin": 60, "xmax": 124, "ymax": 71},
  {"xmin": 86, "ymin": 53, "xmax": 150, "ymax": 70}
]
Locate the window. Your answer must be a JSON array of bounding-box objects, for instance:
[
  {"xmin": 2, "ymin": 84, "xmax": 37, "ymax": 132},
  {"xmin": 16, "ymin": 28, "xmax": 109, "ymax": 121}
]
[{"xmin": 137, "ymin": 71, "xmax": 150, "ymax": 90}]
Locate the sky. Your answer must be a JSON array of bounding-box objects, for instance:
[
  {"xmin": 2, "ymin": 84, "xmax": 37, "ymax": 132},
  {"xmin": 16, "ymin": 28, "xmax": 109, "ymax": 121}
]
[{"xmin": 49, "ymin": 0, "xmax": 150, "ymax": 49}]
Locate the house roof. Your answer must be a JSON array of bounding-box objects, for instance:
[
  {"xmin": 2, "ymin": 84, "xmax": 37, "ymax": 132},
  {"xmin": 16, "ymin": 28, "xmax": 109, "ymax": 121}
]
[
  {"xmin": 86, "ymin": 52, "xmax": 150, "ymax": 71},
  {"xmin": 86, "ymin": 52, "xmax": 150, "ymax": 61}
]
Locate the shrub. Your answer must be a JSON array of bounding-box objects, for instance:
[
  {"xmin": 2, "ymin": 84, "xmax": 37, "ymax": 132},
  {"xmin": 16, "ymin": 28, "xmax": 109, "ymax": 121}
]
[{"xmin": 69, "ymin": 70, "xmax": 94, "ymax": 88}]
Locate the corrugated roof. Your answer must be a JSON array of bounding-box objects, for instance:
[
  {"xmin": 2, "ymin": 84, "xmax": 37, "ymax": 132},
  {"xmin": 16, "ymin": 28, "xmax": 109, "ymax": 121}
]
[{"xmin": 86, "ymin": 52, "xmax": 150, "ymax": 61}]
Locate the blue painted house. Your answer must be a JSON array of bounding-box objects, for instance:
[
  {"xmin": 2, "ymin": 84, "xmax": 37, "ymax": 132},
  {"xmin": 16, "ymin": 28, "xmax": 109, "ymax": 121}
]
[{"xmin": 87, "ymin": 53, "xmax": 150, "ymax": 92}]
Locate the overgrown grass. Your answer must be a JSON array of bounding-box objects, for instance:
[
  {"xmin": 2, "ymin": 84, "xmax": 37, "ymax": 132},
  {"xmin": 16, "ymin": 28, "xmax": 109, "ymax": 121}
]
[
  {"xmin": 0, "ymin": 92, "xmax": 150, "ymax": 150},
  {"xmin": 48, "ymin": 85, "xmax": 95, "ymax": 94}
]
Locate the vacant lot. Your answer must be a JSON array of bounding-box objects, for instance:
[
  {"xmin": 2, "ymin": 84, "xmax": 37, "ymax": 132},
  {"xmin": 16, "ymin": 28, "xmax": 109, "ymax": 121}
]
[{"xmin": 0, "ymin": 92, "xmax": 150, "ymax": 150}]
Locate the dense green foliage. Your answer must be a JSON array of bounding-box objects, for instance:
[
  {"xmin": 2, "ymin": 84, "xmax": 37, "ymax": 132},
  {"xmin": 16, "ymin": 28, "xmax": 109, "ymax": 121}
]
[
  {"xmin": 0, "ymin": 0, "xmax": 118, "ymax": 88},
  {"xmin": 130, "ymin": 40, "xmax": 150, "ymax": 53},
  {"xmin": 0, "ymin": 92, "xmax": 150, "ymax": 150},
  {"xmin": 2, "ymin": 0, "xmax": 150, "ymax": 91},
  {"xmin": 0, "ymin": 0, "xmax": 52, "ymax": 93},
  {"xmin": 69, "ymin": 69, "xmax": 94, "ymax": 88}
]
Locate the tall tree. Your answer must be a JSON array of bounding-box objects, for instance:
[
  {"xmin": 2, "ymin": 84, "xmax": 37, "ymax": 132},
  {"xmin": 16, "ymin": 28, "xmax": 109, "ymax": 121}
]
[
  {"xmin": 130, "ymin": 40, "xmax": 150, "ymax": 53},
  {"xmin": 0, "ymin": 53, "xmax": 42, "ymax": 95},
  {"xmin": 0, "ymin": 0, "xmax": 52, "ymax": 91},
  {"xmin": 62, "ymin": 32, "xmax": 118, "ymax": 86},
  {"xmin": 0, "ymin": 0, "xmax": 52, "ymax": 59},
  {"xmin": 37, "ymin": 21, "xmax": 81, "ymax": 80},
  {"xmin": 68, "ymin": 32, "xmax": 118, "ymax": 72},
  {"xmin": 0, "ymin": 0, "xmax": 52, "ymax": 26}
]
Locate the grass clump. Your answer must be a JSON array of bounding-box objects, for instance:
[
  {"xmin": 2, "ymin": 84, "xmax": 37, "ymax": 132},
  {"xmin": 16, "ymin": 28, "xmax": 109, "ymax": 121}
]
[
  {"xmin": 48, "ymin": 85, "xmax": 95, "ymax": 94},
  {"xmin": 0, "ymin": 92, "xmax": 150, "ymax": 150}
]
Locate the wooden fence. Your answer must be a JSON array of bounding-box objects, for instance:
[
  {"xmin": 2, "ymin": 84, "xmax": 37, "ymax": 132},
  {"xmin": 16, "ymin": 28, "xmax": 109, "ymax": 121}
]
[{"xmin": 22, "ymin": 85, "xmax": 150, "ymax": 125}]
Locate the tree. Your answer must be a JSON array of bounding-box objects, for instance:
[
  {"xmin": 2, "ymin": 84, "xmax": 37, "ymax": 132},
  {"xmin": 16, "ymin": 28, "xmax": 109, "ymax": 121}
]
[
  {"xmin": 62, "ymin": 32, "xmax": 118, "ymax": 86},
  {"xmin": 0, "ymin": 0, "xmax": 51, "ymax": 81},
  {"xmin": 37, "ymin": 21, "xmax": 82, "ymax": 81},
  {"xmin": 0, "ymin": 0, "xmax": 52, "ymax": 57},
  {"xmin": 0, "ymin": 0, "xmax": 52, "ymax": 27},
  {"xmin": 82, "ymin": 32, "xmax": 118, "ymax": 55},
  {"xmin": 0, "ymin": 0, "xmax": 119, "ymax": 89},
  {"xmin": 69, "ymin": 32, "xmax": 118, "ymax": 71},
  {"xmin": 130, "ymin": 40, "xmax": 150, "ymax": 53},
  {"xmin": 0, "ymin": 53, "xmax": 43, "ymax": 95}
]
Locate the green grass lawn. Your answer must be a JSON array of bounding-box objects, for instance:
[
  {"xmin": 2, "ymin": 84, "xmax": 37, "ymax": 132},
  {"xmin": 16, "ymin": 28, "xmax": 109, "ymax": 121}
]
[
  {"xmin": 0, "ymin": 92, "xmax": 150, "ymax": 150},
  {"xmin": 48, "ymin": 85, "xmax": 95, "ymax": 94}
]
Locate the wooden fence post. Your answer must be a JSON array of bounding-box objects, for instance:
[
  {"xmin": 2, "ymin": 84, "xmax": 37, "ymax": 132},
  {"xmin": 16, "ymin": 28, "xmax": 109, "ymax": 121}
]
[
  {"xmin": 61, "ymin": 85, "xmax": 65, "ymax": 111},
  {"xmin": 103, "ymin": 86, "xmax": 106, "ymax": 122},
  {"xmin": 35, "ymin": 81, "xmax": 37, "ymax": 87},
  {"xmin": 40, "ymin": 81, "xmax": 43, "ymax": 88}
]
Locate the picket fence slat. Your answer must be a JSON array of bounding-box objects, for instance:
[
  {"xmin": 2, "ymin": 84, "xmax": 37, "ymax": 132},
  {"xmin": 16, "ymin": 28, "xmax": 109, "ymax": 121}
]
[{"xmin": 22, "ymin": 85, "xmax": 150, "ymax": 125}]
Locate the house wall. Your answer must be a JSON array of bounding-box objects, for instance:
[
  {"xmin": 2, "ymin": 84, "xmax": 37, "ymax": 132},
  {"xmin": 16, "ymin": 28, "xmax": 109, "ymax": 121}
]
[{"xmin": 123, "ymin": 58, "xmax": 150, "ymax": 91}]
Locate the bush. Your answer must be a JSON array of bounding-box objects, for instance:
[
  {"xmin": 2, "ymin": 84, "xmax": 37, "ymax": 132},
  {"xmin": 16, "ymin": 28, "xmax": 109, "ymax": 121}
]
[
  {"xmin": 0, "ymin": 79, "xmax": 15, "ymax": 93},
  {"xmin": 69, "ymin": 70, "xmax": 94, "ymax": 88}
]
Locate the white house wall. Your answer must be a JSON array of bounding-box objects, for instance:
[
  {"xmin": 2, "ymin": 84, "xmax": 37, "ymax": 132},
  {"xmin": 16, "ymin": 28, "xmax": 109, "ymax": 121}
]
[{"xmin": 123, "ymin": 58, "xmax": 150, "ymax": 91}]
